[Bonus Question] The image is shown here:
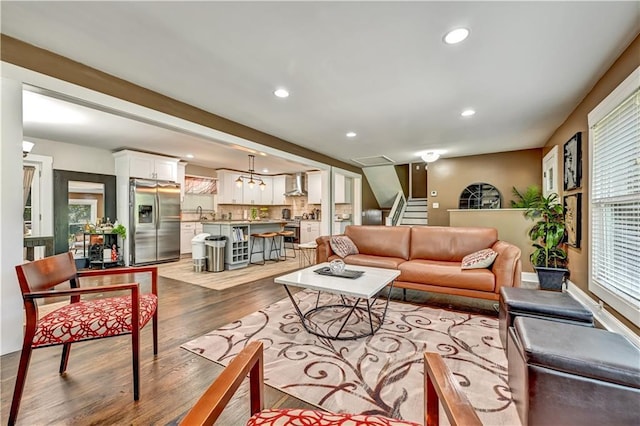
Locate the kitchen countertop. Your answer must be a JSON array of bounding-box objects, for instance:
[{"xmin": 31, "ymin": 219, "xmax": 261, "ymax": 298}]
[{"xmin": 200, "ymin": 220, "xmax": 287, "ymax": 225}]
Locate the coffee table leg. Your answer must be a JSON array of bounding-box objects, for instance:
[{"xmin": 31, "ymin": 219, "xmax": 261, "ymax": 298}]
[
  {"xmin": 334, "ymin": 298, "xmax": 362, "ymax": 338},
  {"xmin": 283, "ymin": 281, "xmax": 396, "ymax": 340},
  {"xmin": 283, "ymin": 285, "xmax": 309, "ymax": 329},
  {"xmin": 366, "ymin": 299, "xmax": 375, "ymax": 334}
]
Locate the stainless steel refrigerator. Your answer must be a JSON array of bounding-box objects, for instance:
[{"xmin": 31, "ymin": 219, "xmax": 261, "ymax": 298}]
[{"xmin": 130, "ymin": 178, "xmax": 180, "ymax": 265}]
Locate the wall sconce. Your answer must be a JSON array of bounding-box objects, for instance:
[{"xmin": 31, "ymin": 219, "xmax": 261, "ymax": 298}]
[
  {"xmin": 235, "ymin": 154, "xmax": 266, "ymax": 190},
  {"xmin": 22, "ymin": 141, "xmax": 35, "ymax": 157}
]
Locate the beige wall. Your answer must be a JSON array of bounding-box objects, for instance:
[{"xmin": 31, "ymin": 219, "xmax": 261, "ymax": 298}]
[
  {"xmin": 427, "ymin": 149, "xmax": 542, "ymax": 227},
  {"xmin": 450, "ymin": 209, "xmax": 534, "ymax": 273},
  {"xmin": 541, "ymin": 34, "xmax": 640, "ymax": 334}
]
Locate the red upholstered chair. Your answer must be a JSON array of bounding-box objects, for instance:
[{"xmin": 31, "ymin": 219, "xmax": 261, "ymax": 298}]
[
  {"xmin": 10, "ymin": 252, "xmax": 159, "ymax": 425},
  {"xmin": 179, "ymin": 341, "xmax": 481, "ymax": 426}
]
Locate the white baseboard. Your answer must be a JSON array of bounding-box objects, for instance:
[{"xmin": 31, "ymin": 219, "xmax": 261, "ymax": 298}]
[{"xmin": 521, "ymin": 272, "xmax": 640, "ymax": 348}]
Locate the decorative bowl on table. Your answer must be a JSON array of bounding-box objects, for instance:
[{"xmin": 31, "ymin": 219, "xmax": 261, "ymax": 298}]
[{"xmin": 329, "ymin": 259, "xmax": 346, "ymax": 274}]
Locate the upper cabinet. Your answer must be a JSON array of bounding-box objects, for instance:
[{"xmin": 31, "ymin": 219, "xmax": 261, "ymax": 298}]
[
  {"xmin": 217, "ymin": 170, "xmax": 243, "ymax": 204},
  {"xmin": 334, "ymin": 173, "xmax": 352, "ymax": 204},
  {"xmin": 178, "ymin": 161, "xmax": 186, "ymax": 202},
  {"xmin": 271, "ymin": 175, "xmax": 289, "ymax": 205},
  {"xmin": 217, "ymin": 170, "xmax": 290, "ymax": 205},
  {"xmin": 307, "ymin": 171, "xmax": 322, "ymax": 204},
  {"xmin": 242, "ymin": 175, "xmax": 271, "ymax": 205},
  {"xmin": 114, "ymin": 150, "xmax": 178, "ymax": 182}
]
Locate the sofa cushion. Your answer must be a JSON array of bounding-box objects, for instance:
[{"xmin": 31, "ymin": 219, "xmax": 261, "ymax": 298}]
[
  {"xmin": 345, "ymin": 225, "xmax": 411, "ymax": 260},
  {"xmin": 330, "ymin": 235, "xmax": 359, "ymax": 258},
  {"xmin": 398, "ymin": 259, "xmax": 495, "ymax": 292},
  {"xmin": 331, "ymin": 253, "xmax": 407, "ymax": 269},
  {"xmin": 461, "ymin": 248, "xmax": 498, "ymax": 269},
  {"xmin": 410, "ymin": 226, "xmax": 498, "ymax": 262}
]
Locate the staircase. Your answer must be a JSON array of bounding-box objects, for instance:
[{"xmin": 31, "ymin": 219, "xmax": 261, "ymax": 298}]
[{"xmin": 400, "ymin": 198, "xmax": 428, "ymax": 226}]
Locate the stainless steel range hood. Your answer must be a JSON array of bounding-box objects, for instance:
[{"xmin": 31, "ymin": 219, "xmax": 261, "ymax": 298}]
[{"xmin": 284, "ymin": 172, "xmax": 307, "ymax": 197}]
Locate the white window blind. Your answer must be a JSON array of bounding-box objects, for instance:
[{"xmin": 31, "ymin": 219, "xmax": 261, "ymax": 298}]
[{"xmin": 590, "ymin": 78, "xmax": 640, "ymax": 326}]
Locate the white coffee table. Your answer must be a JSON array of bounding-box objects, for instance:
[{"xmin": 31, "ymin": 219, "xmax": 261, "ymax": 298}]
[{"xmin": 275, "ymin": 262, "xmax": 401, "ymax": 340}]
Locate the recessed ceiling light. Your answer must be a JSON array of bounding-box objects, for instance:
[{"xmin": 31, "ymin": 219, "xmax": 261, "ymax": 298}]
[
  {"xmin": 185, "ymin": 154, "xmax": 194, "ymax": 159},
  {"xmin": 262, "ymin": 168, "xmax": 269, "ymax": 173},
  {"xmin": 274, "ymin": 88, "xmax": 289, "ymax": 98},
  {"xmin": 461, "ymin": 109, "xmax": 476, "ymax": 117},
  {"xmin": 346, "ymin": 132, "xmax": 357, "ymax": 138},
  {"xmin": 443, "ymin": 28, "xmax": 469, "ymax": 45}
]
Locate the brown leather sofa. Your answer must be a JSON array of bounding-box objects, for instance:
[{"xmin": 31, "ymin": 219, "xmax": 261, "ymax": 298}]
[{"xmin": 316, "ymin": 225, "xmax": 521, "ymax": 301}]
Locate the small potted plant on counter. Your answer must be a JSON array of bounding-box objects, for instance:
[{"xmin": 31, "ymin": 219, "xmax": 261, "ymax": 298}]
[{"xmin": 525, "ymin": 192, "xmax": 569, "ymax": 291}]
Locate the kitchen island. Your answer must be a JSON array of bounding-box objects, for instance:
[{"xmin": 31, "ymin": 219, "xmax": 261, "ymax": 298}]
[{"xmin": 202, "ymin": 220, "xmax": 286, "ymax": 269}]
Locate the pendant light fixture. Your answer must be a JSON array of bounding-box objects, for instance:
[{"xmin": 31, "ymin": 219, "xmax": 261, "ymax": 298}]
[{"xmin": 235, "ymin": 155, "xmax": 266, "ymax": 190}]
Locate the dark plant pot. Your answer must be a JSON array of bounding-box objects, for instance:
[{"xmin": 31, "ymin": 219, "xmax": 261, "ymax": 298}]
[{"xmin": 535, "ymin": 266, "xmax": 569, "ymax": 291}]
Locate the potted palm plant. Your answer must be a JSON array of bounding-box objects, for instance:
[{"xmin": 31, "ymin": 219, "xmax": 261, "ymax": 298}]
[{"xmin": 525, "ymin": 192, "xmax": 569, "ymax": 291}]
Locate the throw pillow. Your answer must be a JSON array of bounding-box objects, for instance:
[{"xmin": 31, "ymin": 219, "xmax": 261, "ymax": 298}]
[
  {"xmin": 330, "ymin": 236, "xmax": 359, "ymax": 258},
  {"xmin": 461, "ymin": 248, "xmax": 498, "ymax": 269}
]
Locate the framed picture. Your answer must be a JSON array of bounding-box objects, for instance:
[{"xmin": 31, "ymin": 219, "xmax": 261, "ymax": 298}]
[
  {"xmin": 563, "ymin": 132, "xmax": 582, "ymax": 191},
  {"xmin": 564, "ymin": 193, "xmax": 581, "ymax": 248}
]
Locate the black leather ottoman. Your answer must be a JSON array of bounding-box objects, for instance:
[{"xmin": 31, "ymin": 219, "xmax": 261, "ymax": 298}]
[
  {"xmin": 499, "ymin": 287, "xmax": 594, "ymax": 349},
  {"xmin": 508, "ymin": 317, "xmax": 640, "ymax": 426}
]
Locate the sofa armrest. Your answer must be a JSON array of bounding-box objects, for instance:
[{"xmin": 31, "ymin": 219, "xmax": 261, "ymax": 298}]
[
  {"xmin": 491, "ymin": 240, "xmax": 522, "ymax": 292},
  {"xmin": 315, "ymin": 235, "xmax": 336, "ymax": 264}
]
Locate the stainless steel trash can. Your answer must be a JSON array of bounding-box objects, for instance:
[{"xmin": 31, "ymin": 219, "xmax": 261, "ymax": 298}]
[{"xmin": 205, "ymin": 236, "xmax": 227, "ymax": 272}]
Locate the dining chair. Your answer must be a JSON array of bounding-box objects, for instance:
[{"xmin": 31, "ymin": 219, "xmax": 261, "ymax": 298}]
[
  {"xmin": 9, "ymin": 252, "xmax": 159, "ymax": 425},
  {"xmin": 179, "ymin": 341, "xmax": 481, "ymax": 426}
]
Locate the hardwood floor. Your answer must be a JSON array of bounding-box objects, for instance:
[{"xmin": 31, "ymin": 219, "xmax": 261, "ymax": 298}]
[
  {"xmin": 1, "ymin": 271, "xmax": 498, "ymax": 425},
  {"xmin": 1, "ymin": 274, "xmax": 316, "ymax": 425}
]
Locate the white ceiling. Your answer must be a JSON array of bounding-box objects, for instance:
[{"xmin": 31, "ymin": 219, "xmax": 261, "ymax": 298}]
[{"xmin": 3, "ymin": 1, "xmax": 639, "ymax": 172}]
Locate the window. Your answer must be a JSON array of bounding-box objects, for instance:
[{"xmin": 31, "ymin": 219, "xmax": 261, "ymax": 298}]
[
  {"xmin": 588, "ymin": 67, "xmax": 640, "ymax": 327},
  {"xmin": 459, "ymin": 183, "xmax": 501, "ymax": 209},
  {"xmin": 68, "ymin": 199, "xmax": 98, "ymax": 235}
]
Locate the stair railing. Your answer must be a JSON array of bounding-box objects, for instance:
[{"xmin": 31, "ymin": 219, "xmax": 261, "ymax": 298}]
[{"xmin": 386, "ymin": 191, "xmax": 407, "ymax": 226}]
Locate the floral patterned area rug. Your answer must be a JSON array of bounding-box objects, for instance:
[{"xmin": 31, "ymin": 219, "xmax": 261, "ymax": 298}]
[{"xmin": 182, "ymin": 290, "xmax": 520, "ymax": 425}]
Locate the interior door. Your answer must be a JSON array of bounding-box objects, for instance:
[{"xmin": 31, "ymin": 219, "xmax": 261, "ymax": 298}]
[{"xmin": 542, "ymin": 146, "xmax": 559, "ymax": 198}]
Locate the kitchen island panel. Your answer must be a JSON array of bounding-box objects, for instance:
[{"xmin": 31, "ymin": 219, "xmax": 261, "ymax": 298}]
[{"xmin": 202, "ymin": 221, "xmax": 286, "ymax": 269}]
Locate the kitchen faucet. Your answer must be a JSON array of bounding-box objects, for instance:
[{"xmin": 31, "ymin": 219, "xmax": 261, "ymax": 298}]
[{"xmin": 196, "ymin": 205, "xmax": 203, "ymax": 219}]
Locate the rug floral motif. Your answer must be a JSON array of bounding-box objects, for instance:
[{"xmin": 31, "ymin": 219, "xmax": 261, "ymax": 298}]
[{"xmin": 182, "ymin": 290, "xmax": 520, "ymax": 425}]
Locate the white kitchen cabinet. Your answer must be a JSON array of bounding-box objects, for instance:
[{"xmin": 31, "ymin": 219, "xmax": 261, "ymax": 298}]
[
  {"xmin": 334, "ymin": 173, "xmax": 352, "ymax": 204},
  {"xmin": 219, "ymin": 170, "xmax": 273, "ymax": 205},
  {"xmin": 178, "ymin": 162, "xmax": 186, "ymax": 204},
  {"xmin": 300, "ymin": 220, "xmax": 321, "ymax": 244},
  {"xmin": 307, "ymin": 171, "xmax": 322, "ymax": 204},
  {"xmin": 114, "ymin": 150, "xmax": 179, "ymax": 182},
  {"xmin": 333, "ymin": 220, "xmax": 352, "ymax": 235},
  {"xmin": 271, "ymin": 175, "xmax": 289, "ymax": 205},
  {"xmin": 180, "ymin": 222, "xmax": 202, "ymax": 254},
  {"xmin": 259, "ymin": 176, "xmax": 273, "ymax": 205},
  {"xmin": 217, "ymin": 170, "xmax": 243, "ymax": 204},
  {"xmin": 243, "ymin": 176, "xmax": 272, "ymax": 205}
]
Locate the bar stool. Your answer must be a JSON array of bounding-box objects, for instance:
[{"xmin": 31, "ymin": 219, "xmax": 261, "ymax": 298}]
[
  {"xmin": 277, "ymin": 230, "xmax": 296, "ymax": 260},
  {"xmin": 249, "ymin": 232, "xmax": 280, "ymax": 265}
]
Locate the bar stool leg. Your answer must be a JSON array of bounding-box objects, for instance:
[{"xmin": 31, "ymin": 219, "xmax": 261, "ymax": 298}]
[
  {"xmin": 269, "ymin": 236, "xmax": 280, "ymax": 262},
  {"xmin": 249, "ymin": 235, "xmax": 266, "ymax": 265}
]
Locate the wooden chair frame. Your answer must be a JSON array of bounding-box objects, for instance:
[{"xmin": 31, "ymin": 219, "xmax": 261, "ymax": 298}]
[
  {"xmin": 10, "ymin": 252, "xmax": 158, "ymax": 425},
  {"xmin": 180, "ymin": 341, "xmax": 481, "ymax": 426}
]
